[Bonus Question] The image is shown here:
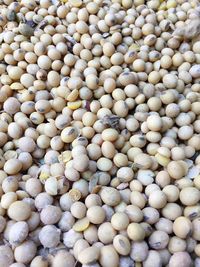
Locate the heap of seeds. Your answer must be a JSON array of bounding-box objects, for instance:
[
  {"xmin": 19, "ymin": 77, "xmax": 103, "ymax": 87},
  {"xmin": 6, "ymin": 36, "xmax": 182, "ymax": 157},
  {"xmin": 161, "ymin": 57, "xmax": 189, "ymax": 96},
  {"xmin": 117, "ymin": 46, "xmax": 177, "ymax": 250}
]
[{"xmin": 0, "ymin": 0, "xmax": 200, "ymax": 266}]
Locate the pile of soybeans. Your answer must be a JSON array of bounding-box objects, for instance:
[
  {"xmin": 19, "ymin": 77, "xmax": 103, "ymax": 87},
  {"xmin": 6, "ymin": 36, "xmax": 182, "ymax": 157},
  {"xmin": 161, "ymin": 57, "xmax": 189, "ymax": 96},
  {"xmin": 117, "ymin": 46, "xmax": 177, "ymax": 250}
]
[{"xmin": 0, "ymin": 0, "xmax": 200, "ymax": 266}]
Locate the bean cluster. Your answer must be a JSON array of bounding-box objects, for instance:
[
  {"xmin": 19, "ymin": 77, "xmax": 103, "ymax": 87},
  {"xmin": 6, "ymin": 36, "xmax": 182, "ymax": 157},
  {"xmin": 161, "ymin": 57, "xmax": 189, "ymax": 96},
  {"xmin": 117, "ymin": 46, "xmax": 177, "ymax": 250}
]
[{"xmin": 0, "ymin": 0, "xmax": 200, "ymax": 266}]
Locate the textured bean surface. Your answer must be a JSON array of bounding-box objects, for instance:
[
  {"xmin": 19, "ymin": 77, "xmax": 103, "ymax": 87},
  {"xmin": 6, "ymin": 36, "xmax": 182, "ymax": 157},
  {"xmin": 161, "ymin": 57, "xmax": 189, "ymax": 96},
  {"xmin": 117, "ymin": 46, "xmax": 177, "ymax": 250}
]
[{"xmin": 0, "ymin": 0, "xmax": 200, "ymax": 266}]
